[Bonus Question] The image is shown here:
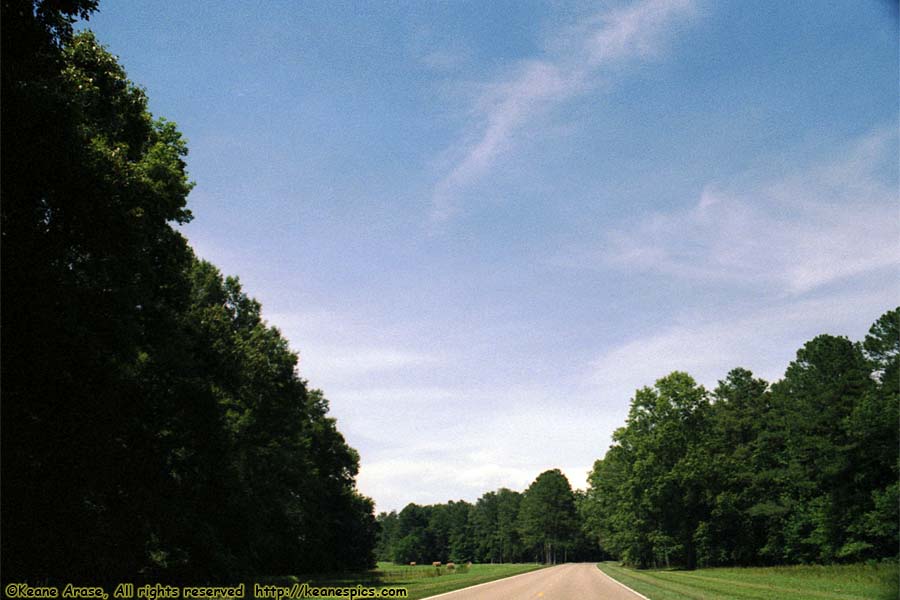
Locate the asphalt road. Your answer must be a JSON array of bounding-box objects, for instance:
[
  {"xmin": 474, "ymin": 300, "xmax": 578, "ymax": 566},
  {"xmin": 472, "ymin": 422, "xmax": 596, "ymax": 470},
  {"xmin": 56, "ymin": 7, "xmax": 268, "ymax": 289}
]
[{"xmin": 425, "ymin": 563, "xmax": 646, "ymax": 600}]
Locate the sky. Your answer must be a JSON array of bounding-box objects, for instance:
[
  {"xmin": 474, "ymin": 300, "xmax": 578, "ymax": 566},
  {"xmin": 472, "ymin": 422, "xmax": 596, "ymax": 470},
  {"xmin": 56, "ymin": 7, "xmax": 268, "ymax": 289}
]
[{"xmin": 81, "ymin": 0, "xmax": 898, "ymax": 512}]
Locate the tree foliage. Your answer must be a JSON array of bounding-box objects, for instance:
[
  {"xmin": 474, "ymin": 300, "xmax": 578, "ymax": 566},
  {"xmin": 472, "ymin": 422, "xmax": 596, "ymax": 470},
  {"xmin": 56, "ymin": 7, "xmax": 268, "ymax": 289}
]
[
  {"xmin": 375, "ymin": 479, "xmax": 602, "ymax": 565},
  {"xmin": 582, "ymin": 309, "xmax": 900, "ymax": 568},
  {"xmin": 2, "ymin": 1, "xmax": 375, "ymax": 583},
  {"xmin": 519, "ymin": 470, "xmax": 579, "ymax": 564}
]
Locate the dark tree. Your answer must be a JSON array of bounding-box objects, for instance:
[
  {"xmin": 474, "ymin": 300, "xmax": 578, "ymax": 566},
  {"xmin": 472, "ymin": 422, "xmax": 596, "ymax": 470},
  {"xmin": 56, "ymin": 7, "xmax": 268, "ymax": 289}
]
[
  {"xmin": 1, "ymin": 1, "xmax": 376, "ymax": 582},
  {"xmin": 2, "ymin": 0, "xmax": 195, "ymax": 579},
  {"xmin": 582, "ymin": 309, "xmax": 899, "ymax": 569},
  {"xmin": 518, "ymin": 470, "xmax": 578, "ymax": 564}
]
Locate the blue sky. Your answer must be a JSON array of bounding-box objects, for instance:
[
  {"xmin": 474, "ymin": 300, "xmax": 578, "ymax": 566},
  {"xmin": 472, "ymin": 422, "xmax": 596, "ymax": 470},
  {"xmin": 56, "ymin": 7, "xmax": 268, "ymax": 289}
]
[{"xmin": 82, "ymin": 1, "xmax": 898, "ymax": 511}]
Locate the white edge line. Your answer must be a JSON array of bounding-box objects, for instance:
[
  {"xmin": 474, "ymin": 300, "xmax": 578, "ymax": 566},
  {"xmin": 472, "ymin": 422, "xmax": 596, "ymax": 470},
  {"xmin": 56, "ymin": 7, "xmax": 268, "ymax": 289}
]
[
  {"xmin": 421, "ymin": 564, "xmax": 553, "ymax": 599},
  {"xmin": 596, "ymin": 563, "xmax": 652, "ymax": 600}
]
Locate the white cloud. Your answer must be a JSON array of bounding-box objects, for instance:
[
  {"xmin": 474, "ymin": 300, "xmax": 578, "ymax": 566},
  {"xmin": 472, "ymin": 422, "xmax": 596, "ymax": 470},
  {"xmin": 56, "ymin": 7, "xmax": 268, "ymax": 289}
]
[
  {"xmin": 325, "ymin": 386, "xmax": 463, "ymax": 447},
  {"xmin": 584, "ymin": 0, "xmax": 696, "ymax": 64},
  {"xmin": 585, "ymin": 127, "xmax": 899, "ymax": 295},
  {"xmin": 588, "ymin": 286, "xmax": 898, "ymax": 411},
  {"xmin": 316, "ymin": 348, "xmax": 437, "ymax": 376},
  {"xmin": 333, "ymin": 386, "xmax": 458, "ymax": 406},
  {"xmin": 431, "ymin": 60, "xmax": 579, "ymax": 221},
  {"xmin": 431, "ymin": 0, "xmax": 697, "ymax": 221},
  {"xmin": 346, "ymin": 388, "xmax": 618, "ymax": 511},
  {"xmin": 582, "ymin": 124, "xmax": 898, "ymax": 449},
  {"xmin": 359, "ymin": 457, "xmax": 536, "ymax": 508},
  {"xmin": 263, "ymin": 310, "xmax": 440, "ymax": 383}
]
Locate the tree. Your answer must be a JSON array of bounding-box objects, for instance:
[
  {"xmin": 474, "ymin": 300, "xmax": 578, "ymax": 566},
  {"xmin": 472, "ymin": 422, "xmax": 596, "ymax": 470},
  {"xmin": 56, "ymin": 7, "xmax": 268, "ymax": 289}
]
[
  {"xmin": 470, "ymin": 492, "xmax": 501, "ymax": 563},
  {"xmin": 393, "ymin": 504, "xmax": 431, "ymax": 564},
  {"xmin": 863, "ymin": 307, "xmax": 899, "ymax": 383},
  {"xmin": 1, "ymin": 2, "xmax": 377, "ymax": 580},
  {"xmin": 582, "ymin": 311, "xmax": 898, "ymax": 569},
  {"xmin": 2, "ymin": 2, "xmax": 195, "ymax": 578},
  {"xmin": 183, "ymin": 263, "xmax": 377, "ymax": 574},
  {"xmin": 583, "ymin": 442, "xmax": 648, "ymax": 564},
  {"xmin": 495, "ymin": 489, "xmax": 525, "ymax": 563},
  {"xmin": 583, "ymin": 373, "xmax": 711, "ymax": 569},
  {"xmin": 627, "ymin": 373, "xmax": 711, "ymax": 569},
  {"xmin": 518, "ymin": 470, "xmax": 578, "ymax": 564},
  {"xmin": 700, "ymin": 368, "xmax": 774, "ymax": 565},
  {"xmin": 376, "ymin": 511, "xmax": 400, "ymax": 561},
  {"xmin": 770, "ymin": 334, "xmax": 873, "ymax": 563},
  {"xmin": 444, "ymin": 500, "xmax": 475, "ymax": 563},
  {"xmin": 844, "ymin": 308, "xmax": 899, "ymax": 560}
]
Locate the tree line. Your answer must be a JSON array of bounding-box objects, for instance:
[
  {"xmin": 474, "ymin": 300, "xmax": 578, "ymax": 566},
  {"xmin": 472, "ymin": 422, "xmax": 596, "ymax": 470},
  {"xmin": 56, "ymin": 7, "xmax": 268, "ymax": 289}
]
[
  {"xmin": 375, "ymin": 470, "xmax": 605, "ymax": 565},
  {"xmin": 377, "ymin": 309, "xmax": 897, "ymax": 570},
  {"xmin": 581, "ymin": 308, "xmax": 899, "ymax": 569},
  {"xmin": 2, "ymin": 1, "xmax": 375, "ymax": 584}
]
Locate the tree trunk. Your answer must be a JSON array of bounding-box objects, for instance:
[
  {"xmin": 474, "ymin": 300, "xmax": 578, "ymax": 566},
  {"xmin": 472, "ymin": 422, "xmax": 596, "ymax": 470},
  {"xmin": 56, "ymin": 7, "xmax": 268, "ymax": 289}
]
[{"xmin": 685, "ymin": 540, "xmax": 696, "ymax": 571}]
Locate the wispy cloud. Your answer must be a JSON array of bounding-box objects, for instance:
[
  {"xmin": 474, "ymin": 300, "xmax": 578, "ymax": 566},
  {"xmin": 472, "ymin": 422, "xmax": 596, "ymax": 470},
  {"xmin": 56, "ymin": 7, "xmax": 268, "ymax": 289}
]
[
  {"xmin": 352, "ymin": 396, "xmax": 609, "ymax": 510},
  {"xmin": 562, "ymin": 126, "xmax": 898, "ymax": 295},
  {"xmin": 431, "ymin": 0, "xmax": 697, "ymax": 222},
  {"xmin": 358, "ymin": 456, "xmax": 537, "ymax": 509},
  {"xmin": 578, "ymin": 125, "xmax": 898, "ymax": 450},
  {"xmin": 575, "ymin": 0, "xmax": 696, "ymax": 64},
  {"xmin": 432, "ymin": 60, "xmax": 579, "ymax": 221},
  {"xmin": 316, "ymin": 348, "xmax": 437, "ymax": 376},
  {"xmin": 588, "ymin": 285, "xmax": 898, "ymax": 414},
  {"xmin": 264, "ymin": 309, "xmax": 440, "ymax": 385}
]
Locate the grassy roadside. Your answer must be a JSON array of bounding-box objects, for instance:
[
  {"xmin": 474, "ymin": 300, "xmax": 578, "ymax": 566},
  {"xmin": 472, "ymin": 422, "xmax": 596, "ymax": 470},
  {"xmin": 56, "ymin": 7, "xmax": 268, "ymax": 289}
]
[
  {"xmin": 259, "ymin": 562, "xmax": 546, "ymax": 599},
  {"xmin": 597, "ymin": 560, "xmax": 899, "ymax": 600}
]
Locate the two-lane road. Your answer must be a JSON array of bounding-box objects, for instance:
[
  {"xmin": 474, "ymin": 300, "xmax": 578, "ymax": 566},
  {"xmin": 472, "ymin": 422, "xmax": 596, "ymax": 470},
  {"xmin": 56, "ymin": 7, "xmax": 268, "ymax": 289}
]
[{"xmin": 425, "ymin": 563, "xmax": 647, "ymax": 600}]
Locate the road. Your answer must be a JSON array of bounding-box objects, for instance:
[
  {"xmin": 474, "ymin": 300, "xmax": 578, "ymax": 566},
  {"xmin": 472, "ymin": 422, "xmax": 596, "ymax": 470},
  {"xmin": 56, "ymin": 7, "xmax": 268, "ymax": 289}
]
[{"xmin": 425, "ymin": 563, "xmax": 646, "ymax": 600}]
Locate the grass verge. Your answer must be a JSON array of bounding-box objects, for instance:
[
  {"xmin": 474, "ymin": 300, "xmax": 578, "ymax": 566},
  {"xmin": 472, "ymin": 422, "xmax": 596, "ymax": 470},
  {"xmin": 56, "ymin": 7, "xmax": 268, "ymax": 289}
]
[
  {"xmin": 259, "ymin": 562, "xmax": 546, "ymax": 599},
  {"xmin": 597, "ymin": 560, "xmax": 899, "ymax": 600}
]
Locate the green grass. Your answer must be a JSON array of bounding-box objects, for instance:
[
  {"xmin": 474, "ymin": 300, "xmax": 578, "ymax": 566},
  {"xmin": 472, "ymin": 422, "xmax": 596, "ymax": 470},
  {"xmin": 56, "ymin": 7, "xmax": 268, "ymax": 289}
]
[
  {"xmin": 597, "ymin": 560, "xmax": 899, "ymax": 600},
  {"xmin": 257, "ymin": 562, "xmax": 546, "ymax": 599}
]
